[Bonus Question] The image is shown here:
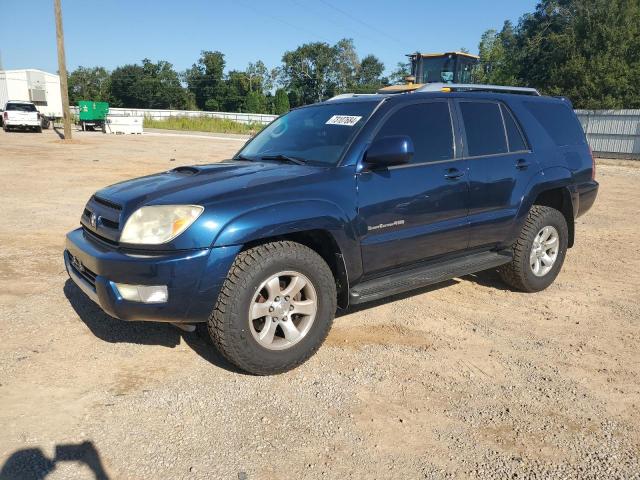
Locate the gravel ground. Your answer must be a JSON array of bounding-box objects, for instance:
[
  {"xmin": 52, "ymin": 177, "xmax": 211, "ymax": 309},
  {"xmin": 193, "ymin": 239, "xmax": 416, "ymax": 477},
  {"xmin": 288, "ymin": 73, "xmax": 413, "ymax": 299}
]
[{"xmin": 0, "ymin": 128, "xmax": 639, "ymax": 479}]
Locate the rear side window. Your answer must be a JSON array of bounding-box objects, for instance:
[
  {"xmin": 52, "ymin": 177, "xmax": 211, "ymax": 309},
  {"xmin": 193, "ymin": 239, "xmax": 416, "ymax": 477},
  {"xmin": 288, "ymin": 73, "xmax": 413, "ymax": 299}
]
[
  {"xmin": 375, "ymin": 102, "xmax": 454, "ymax": 163},
  {"xmin": 460, "ymin": 102, "xmax": 507, "ymax": 157},
  {"xmin": 525, "ymin": 101, "xmax": 585, "ymax": 146},
  {"xmin": 501, "ymin": 104, "xmax": 528, "ymax": 152}
]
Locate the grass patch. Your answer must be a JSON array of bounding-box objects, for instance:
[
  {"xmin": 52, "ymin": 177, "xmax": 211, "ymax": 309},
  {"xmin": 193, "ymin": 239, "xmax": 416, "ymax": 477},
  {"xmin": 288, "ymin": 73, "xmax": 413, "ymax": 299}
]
[{"xmin": 143, "ymin": 115, "xmax": 265, "ymax": 135}]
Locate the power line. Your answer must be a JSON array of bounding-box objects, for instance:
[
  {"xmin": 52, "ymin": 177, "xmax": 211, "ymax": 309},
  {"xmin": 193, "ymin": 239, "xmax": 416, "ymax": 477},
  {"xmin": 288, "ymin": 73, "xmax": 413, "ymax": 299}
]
[
  {"xmin": 316, "ymin": 0, "xmax": 404, "ymax": 45},
  {"xmin": 287, "ymin": 0, "xmax": 380, "ymax": 46},
  {"xmin": 235, "ymin": 0, "xmax": 332, "ymax": 43}
]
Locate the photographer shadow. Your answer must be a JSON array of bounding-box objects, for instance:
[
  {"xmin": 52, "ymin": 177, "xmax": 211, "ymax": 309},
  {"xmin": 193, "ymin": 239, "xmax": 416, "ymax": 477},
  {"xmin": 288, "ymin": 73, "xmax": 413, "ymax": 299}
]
[{"xmin": 0, "ymin": 441, "xmax": 108, "ymax": 480}]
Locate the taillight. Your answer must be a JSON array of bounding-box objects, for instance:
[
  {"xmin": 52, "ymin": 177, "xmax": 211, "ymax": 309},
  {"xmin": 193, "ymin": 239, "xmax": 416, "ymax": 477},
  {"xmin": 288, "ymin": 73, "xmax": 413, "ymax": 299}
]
[
  {"xmin": 590, "ymin": 147, "xmax": 596, "ymax": 180},
  {"xmin": 2, "ymin": 112, "xmax": 6, "ymax": 120}
]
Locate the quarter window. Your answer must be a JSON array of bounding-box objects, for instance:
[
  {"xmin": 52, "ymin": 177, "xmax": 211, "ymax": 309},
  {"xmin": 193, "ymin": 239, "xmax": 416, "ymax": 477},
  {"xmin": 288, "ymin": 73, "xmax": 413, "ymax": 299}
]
[
  {"xmin": 501, "ymin": 104, "xmax": 528, "ymax": 152},
  {"xmin": 460, "ymin": 102, "xmax": 508, "ymax": 157},
  {"xmin": 525, "ymin": 101, "xmax": 585, "ymax": 146},
  {"xmin": 374, "ymin": 102, "xmax": 454, "ymax": 164}
]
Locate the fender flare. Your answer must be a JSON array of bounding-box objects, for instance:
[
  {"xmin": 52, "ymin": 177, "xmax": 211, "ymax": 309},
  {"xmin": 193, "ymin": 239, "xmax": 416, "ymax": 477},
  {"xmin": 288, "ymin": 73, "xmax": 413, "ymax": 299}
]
[
  {"xmin": 212, "ymin": 200, "xmax": 361, "ymax": 301},
  {"xmin": 511, "ymin": 166, "xmax": 576, "ymax": 245}
]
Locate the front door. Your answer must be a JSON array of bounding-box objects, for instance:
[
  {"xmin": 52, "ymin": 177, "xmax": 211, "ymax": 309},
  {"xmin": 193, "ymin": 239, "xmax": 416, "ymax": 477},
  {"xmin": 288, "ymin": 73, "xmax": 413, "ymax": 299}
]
[{"xmin": 356, "ymin": 100, "xmax": 470, "ymax": 276}]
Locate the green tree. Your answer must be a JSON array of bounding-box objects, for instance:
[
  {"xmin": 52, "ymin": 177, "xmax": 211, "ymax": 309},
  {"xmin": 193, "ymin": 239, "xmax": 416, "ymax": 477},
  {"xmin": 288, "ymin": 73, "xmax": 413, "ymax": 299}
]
[
  {"xmin": 223, "ymin": 70, "xmax": 251, "ymax": 112},
  {"xmin": 184, "ymin": 51, "xmax": 226, "ymax": 110},
  {"xmin": 333, "ymin": 38, "xmax": 359, "ymax": 93},
  {"xmin": 355, "ymin": 54, "xmax": 386, "ymax": 92},
  {"xmin": 273, "ymin": 88, "xmax": 290, "ymax": 114},
  {"xmin": 281, "ymin": 41, "xmax": 339, "ymax": 104},
  {"xmin": 389, "ymin": 61, "xmax": 411, "ymax": 84},
  {"xmin": 243, "ymin": 90, "xmax": 268, "ymax": 113},
  {"xmin": 67, "ymin": 66, "xmax": 110, "ymax": 104},
  {"xmin": 476, "ymin": 24, "xmax": 518, "ymax": 85},
  {"xmin": 480, "ymin": 0, "xmax": 640, "ymax": 108},
  {"xmin": 110, "ymin": 59, "xmax": 188, "ymax": 109}
]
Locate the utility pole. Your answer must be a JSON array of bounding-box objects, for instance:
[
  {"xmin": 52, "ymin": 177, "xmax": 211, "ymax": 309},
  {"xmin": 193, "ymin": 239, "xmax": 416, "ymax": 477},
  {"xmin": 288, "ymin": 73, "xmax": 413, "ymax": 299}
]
[{"xmin": 54, "ymin": 0, "xmax": 72, "ymax": 140}]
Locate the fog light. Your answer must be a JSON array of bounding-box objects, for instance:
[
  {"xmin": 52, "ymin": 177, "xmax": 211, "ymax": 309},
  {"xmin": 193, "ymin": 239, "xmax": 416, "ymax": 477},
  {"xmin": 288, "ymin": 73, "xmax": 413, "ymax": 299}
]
[{"xmin": 115, "ymin": 283, "xmax": 168, "ymax": 303}]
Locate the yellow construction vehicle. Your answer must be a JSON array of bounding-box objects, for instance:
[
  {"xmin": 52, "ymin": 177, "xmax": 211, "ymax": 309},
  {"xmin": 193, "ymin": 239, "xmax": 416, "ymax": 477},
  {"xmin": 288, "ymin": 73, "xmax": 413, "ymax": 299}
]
[{"xmin": 379, "ymin": 51, "xmax": 480, "ymax": 94}]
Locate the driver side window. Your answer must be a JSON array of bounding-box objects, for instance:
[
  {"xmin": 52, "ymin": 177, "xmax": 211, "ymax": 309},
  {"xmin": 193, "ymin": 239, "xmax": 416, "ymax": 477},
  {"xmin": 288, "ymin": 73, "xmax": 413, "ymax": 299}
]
[{"xmin": 375, "ymin": 102, "xmax": 454, "ymax": 164}]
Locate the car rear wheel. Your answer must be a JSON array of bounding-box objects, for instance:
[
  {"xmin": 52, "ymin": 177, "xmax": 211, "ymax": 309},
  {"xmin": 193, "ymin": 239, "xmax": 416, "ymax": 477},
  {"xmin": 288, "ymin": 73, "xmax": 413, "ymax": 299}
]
[
  {"xmin": 205, "ymin": 241, "xmax": 337, "ymax": 375},
  {"xmin": 498, "ymin": 205, "xmax": 568, "ymax": 292}
]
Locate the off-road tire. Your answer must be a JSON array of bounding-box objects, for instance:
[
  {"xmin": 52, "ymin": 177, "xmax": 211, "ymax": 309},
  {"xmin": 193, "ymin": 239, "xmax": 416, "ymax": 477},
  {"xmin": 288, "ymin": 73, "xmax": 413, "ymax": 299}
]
[
  {"xmin": 206, "ymin": 241, "xmax": 337, "ymax": 375},
  {"xmin": 498, "ymin": 205, "xmax": 568, "ymax": 292}
]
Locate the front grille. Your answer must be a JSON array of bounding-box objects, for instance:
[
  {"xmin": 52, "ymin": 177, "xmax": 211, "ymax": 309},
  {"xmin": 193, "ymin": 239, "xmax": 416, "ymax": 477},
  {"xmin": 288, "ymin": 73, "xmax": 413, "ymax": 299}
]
[
  {"xmin": 100, "ymin": 217, "xmax": 119, "ymax": 229},
  {"xmin": 92, "ymin": 195, "xmax": 122, "ymax": 211},
  {"xmin": 82, "ymin": 226, "xmax": 119, "ymax": 246},
  {"xmin": 68, "ymin": 252, "xmax": 97, "ymax": 288},
  {"xmin": 82, "ymin": 208, "xmax": 120, "ymax": 229}
]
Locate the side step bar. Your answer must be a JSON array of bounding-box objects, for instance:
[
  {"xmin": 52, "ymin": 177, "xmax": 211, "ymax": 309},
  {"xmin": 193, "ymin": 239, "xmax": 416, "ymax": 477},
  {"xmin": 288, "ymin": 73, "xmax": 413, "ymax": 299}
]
[{"xmin": 349, "ymin": 251, "xmax": 512, "ymax": 305}]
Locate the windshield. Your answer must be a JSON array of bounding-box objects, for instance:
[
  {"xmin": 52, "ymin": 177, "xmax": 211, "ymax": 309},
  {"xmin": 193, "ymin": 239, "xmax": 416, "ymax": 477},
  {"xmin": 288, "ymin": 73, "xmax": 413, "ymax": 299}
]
[
  {"xmin": 237, "ymin": 101, "xmax": 379, "ymax": 166},
  {"xmin": 417, "ymin": 57, "xmax": 456, "ymax": 83},
  {"xmin": 6, "ymin": 103, "xmax": 37, "ymax": 112}
]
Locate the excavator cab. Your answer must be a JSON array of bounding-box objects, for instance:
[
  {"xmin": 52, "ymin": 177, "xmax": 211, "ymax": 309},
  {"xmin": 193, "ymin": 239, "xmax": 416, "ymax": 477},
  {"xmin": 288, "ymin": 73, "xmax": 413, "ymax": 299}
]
[{"xmin": 379, "ymin": 51, "xmax": 480, "ymax": 94}]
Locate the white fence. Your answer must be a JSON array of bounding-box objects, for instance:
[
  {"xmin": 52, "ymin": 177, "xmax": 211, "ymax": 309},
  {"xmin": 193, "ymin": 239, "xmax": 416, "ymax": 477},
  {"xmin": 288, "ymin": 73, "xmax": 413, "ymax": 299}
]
[
  {"xmin": 575, "ymin": 109, "xmax": 640, "ymax": 159},
  {"xmin": 69, "ymin": 106, "xmax": 277, "ymax": 125},
  {"xmin": 67, "ymin": 105, "xmax": 640, "ymax": 158}
]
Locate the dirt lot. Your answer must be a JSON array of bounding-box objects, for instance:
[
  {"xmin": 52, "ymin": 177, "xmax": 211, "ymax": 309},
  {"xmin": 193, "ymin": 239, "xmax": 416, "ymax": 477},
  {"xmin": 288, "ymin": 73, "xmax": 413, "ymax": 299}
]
[{"xmin": 1, "ymin": 128, "xmax": 639, "ymax": 479}]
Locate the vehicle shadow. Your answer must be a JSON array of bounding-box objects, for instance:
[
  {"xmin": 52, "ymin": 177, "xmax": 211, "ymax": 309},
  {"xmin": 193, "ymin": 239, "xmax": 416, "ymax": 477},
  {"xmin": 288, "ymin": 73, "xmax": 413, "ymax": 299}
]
[
  {"xmin": 462, "ymin": 268, "xmax": 512, "ymax": 291},
  {"xmin": 63, "ymin": 280, "xmax": 243, "ymax": 374},
  {"xmin": 0, "ymin": 441, "xmax": 109, "ymax": 480}
]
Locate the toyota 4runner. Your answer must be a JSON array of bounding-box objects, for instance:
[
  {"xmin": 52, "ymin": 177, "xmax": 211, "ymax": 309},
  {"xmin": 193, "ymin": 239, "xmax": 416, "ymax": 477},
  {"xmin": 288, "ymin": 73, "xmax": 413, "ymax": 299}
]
[{"xmin": 64, "ymin": 84, "xmax": 599, "ymax": 375}]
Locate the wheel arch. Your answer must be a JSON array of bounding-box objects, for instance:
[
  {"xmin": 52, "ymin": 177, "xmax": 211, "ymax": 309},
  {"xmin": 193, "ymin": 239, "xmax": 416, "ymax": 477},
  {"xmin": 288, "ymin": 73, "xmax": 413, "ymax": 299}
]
[
  {"xmin": 516, "ymin": 167, "xmax": 576, "ymax": 248},
  {"xmin": 242, "ymin": 229, "xmax": 350, "ymax": 309},
  {"xmin": 213, "ymin": 201, "xmax": 359, "ymax": 309},
  {"xmin": 533, "ymin": 187, "xmax": 575, "ymax": 248}
]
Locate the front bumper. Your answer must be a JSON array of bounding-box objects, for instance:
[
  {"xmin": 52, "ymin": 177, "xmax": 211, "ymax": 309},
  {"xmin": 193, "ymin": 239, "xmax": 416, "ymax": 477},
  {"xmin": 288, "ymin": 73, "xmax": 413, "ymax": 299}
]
[{"xmin": 64, "ymin": 228, "xmax": 241, "ymax": 323}]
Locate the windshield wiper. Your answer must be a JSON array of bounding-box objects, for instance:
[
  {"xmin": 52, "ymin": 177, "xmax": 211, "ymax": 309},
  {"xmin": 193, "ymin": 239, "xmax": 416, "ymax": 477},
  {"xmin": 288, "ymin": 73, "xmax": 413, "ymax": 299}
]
[
  {"xmin": 260, "ymin": 154, "xmax": 306, "ymax": 165},
  {"xmin": 234, "ymin": 154, "xmax": 254, "ymax": 162}
]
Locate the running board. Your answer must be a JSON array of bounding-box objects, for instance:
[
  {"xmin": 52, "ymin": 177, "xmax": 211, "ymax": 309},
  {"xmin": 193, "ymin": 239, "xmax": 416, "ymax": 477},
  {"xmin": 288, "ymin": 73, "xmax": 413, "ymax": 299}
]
[{"xmin": 349, "ymin": 251, "xmax": 512, "ymax": 305}]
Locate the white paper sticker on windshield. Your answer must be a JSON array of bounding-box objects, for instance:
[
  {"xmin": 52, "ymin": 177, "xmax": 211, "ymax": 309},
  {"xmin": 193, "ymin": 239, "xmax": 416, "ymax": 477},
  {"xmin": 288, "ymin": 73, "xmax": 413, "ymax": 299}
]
[{"xmin": 326, "ymin": 115, "xmax": 362, "ymax": 126}]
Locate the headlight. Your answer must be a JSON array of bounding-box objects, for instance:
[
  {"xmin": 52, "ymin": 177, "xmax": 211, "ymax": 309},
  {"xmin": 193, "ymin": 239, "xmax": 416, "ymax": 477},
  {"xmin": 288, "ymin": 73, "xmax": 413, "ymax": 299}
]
[{"xmin": 120, "ymin": 205, "xmax": 204, "ymax": 245}]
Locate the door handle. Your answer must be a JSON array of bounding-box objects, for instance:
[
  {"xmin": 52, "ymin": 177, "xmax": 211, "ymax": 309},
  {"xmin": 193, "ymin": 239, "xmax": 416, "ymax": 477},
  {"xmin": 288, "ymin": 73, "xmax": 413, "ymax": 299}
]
[
  {"xmin": 444, "ymin": 168, "xmax": 464, "ymax": 180},
  {"xmin": 515, "ymin": 159, "xmax": 529, "ymax": 170}
]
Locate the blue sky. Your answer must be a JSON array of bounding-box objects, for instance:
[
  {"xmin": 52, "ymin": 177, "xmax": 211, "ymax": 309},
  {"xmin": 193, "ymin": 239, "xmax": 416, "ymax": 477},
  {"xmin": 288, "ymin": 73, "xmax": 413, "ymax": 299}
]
[{"xmin": 0, "ymin": 0, "xmax": 537, "ymax": 76}]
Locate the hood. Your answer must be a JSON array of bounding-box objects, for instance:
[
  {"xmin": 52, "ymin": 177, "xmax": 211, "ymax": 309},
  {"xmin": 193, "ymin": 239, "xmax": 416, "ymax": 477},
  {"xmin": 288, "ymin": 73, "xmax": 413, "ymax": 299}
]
[
  {"xmin": 80, "ymin": 160, "xmax": 328, "ymax": 249},
  {"xmin": 96, "ymin": 160, "xmax": 319, "ymax": 209}
]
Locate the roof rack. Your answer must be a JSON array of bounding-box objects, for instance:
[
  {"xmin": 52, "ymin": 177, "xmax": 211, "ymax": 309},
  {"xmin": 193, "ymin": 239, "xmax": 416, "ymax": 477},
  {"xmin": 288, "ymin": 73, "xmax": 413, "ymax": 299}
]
[
  {"xmin": 416, "ymin": 83, "xmax": 541, "ymax": 96},
  {"xmin": 325, "ymin": 93, "xmax": 380, "ymax": 102}
]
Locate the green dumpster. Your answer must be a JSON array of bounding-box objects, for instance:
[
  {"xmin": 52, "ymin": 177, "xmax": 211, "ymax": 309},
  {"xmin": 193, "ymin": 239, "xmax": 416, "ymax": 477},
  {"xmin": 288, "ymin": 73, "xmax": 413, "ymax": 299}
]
[{"xmin": 78, "ymin": 101, "xmax": 109, "ymax": 132}]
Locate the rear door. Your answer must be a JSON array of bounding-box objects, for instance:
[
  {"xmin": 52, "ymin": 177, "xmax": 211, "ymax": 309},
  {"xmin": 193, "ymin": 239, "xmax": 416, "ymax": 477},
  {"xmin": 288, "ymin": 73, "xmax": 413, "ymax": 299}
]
[
  {"xmin": 356, "ymin": 100, "xmax": 470, "ymax": 275},
  {"xmin": 454, "ymin": 99, "xmax": 536, "ymax": 250}
]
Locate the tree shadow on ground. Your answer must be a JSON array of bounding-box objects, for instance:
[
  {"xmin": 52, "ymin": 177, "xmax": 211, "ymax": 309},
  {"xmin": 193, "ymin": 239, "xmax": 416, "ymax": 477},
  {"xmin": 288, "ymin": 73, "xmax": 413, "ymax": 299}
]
[
  {"xmin": 63, "ymin": 280, "xmax": 243, "ymax": 374},
  {"xmin": 0, "ymin": 441, "xmax": 108, "ymax": 480}
]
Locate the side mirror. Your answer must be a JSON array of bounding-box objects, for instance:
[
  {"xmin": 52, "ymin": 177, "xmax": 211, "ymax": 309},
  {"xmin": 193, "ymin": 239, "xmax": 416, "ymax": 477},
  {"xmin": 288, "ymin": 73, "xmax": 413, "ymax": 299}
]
[{"xmin": 365, "ymin": 135, "xmax": 414, "ymax": 168}]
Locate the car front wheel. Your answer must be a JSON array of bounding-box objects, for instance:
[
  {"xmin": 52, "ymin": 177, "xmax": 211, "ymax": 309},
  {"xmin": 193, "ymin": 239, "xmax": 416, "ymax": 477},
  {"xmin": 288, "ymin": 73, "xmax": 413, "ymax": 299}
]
[{"xmin": 206, "ymin": 241, "xmax": 337, "ymax": 375}]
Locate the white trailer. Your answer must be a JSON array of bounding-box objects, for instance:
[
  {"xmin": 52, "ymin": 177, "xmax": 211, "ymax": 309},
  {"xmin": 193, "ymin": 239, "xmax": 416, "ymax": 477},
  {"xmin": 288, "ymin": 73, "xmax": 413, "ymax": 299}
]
[{"xmin": 0, "ymin": 69, "xmax": 63, "ymax": 119}]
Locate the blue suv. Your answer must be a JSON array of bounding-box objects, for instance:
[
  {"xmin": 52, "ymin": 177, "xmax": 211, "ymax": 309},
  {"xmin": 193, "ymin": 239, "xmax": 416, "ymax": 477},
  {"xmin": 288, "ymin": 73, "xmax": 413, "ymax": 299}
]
[{"xmin": 64, "ymin": 84, "xmax": 598, "ymax": 375}]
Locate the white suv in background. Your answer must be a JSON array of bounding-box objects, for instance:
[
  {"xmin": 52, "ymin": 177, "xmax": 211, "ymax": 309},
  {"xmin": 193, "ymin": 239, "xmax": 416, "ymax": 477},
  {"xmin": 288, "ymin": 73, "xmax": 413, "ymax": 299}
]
[{"xmin": 1, "ymin": 100, "xmax": 42, "ymax": 132}]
